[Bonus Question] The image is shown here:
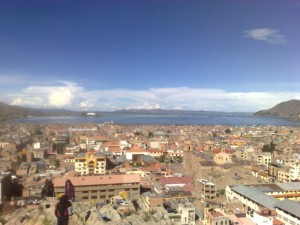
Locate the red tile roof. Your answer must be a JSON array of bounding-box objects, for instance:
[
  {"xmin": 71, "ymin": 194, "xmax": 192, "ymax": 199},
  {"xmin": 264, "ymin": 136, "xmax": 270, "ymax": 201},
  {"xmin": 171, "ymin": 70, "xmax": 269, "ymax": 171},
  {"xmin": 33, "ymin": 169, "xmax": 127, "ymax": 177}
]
[
  {"xmin": 104, "ymin": 141, "xmax": 119, "ymax": 147},
  {"xmin": 127, "ymin": 145, "xmax": 148, "ymax": 153},
  {"xmin": 211, "ymin": 211, "xmax": 224, "ymax": 217},
  {"xmin": 143, "ymin": 163, "xmax": 160, "ymax": 172},
  {"xmin": 160, "ymin": 177, "xmax": 193, "ymax": 185},
  {"xmin": 214, "ymin": 149, "xmax": 235, "ymax": 154},
  {"xmin": 53, "ymin": 174, "xmax": 141, "ymax": 187},
  {"xmin": 108, "ymin": 146, "xmax": 121, "ymax": 152}
]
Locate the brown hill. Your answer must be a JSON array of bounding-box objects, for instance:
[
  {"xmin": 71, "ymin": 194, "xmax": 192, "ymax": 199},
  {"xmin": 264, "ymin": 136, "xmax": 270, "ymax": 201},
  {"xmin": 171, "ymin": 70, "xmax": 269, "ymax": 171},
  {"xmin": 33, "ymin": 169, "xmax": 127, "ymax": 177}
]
[
  {"xmin": 0, "ymin": 101, "xmax": 43, "ymax": 119},
  {"xmin": 254, "ymin": 99, "xmax": 300, "ymax": 117}
]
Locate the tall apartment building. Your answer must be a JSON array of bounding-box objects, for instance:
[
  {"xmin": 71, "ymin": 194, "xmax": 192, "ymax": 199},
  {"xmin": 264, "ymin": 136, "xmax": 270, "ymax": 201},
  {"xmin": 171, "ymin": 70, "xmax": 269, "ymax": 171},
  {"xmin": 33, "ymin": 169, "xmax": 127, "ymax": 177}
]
[{"xmin": 74, "ymin": 152, "xmax": 106, "ymax": 176}]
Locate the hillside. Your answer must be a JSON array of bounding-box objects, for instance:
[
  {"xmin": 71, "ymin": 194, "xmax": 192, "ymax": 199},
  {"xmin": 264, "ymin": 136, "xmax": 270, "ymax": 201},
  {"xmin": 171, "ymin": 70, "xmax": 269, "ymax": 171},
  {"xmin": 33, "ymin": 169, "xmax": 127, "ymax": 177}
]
[
  {"xmin": 3, "ymin": 200, "xmax": 174, "ymax": 225},
  {"xmin": 254, "ymin": 99, "xmax": 300, "ymax": 119},
  {"xmin": 0, "ymin": 101, "xmax": 43, "ymax": 120}
]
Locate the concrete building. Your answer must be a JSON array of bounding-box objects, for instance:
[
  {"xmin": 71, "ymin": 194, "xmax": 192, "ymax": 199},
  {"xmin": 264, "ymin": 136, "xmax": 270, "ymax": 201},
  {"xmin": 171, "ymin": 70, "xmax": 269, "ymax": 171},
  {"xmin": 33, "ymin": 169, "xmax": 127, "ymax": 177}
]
[
  {"xmin": 178, "ymin": 202, "xmax": 196, "ymax": 225},
  {"xmin": 275, "ymin": 199, "xmax": 300, "ymax": 225},
  {"xmin": 205, "ymin": 209, "xmax": 229, "ymax": 225},
  {"xmin": 278, "ymin": 167, "xmax": 293, "ymax": 183},
  {"xmin": 74, "ymin": 152, "xmax": 106, "ymax": 176},
  {"xmin": 225, "ymin": 184, "xmax": 300, "ymax": 225},
  {"xmin": 269, "ymin": 163, "xmax": 283, "ymax": 181},
  {"xmin": 53, "ymin": 174, "xmax": 141, "ymax": 202},
  {"xmin": 197, "ymin": 179, "xmax": 217, "ymax": 199},
  {"xmin": 125, "ymin": 145, "xmax": 149, "ymax": 161},
  {"xmin": 258, "ymin": 152, "xmax": 272, "ymax": 167},
  {"xmin": 144, "ymin": 195, "xmax": 164, "ymax": 210}
]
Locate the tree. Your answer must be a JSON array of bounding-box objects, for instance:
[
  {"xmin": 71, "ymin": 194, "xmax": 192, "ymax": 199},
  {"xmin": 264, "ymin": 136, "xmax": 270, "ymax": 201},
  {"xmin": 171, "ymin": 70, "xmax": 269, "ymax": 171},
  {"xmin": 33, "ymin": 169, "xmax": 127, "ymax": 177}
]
[
  {"xmin": 134, "ymin": 131, "xmax": 142, "ymax": 136},
  {"xmin": 148, "ymin": 132, "xmax": 154, "ymax": 138},
  {"xmin": 225, "ymin": 128, "xmax": 231, "ymax": 134},
  {"xmin": 55, "ymin": 159, "xmax": 60, "ymax": 168},
  {"xmin": 1, "ymin": 174, "xmax": 12, "ymax": 201},
  {"xmin": 159, "ymin": 155, "xmax": 165, "ymax": 163},
  {"xmin": 35, "ymin": 129, "xmax": 43, "ymax": 135},
  {"xmin": 262, "ymin": 141, "xmax": 276, "ymax": 153},
  {"xmin": 42, "ymin": 179, "xmax": 54, "ymax": 198}
]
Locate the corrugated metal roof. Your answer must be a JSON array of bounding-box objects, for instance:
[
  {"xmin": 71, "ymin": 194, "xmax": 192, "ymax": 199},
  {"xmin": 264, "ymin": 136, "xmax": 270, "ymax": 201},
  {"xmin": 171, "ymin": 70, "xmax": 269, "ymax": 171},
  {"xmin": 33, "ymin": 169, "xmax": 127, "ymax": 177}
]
[
  {"xmin": 276, "ymin": 182, "xmax": 300, "ymax": 191},
  {"xmin": 232, "ymin": 185, "xmax": 279, "ymax": 210},
  {"xmin": 275, "ymin": 199, "xmax": 300, "ymax": 219},
  {"xmin": 250, "ymin": 184, "xmax": 283, "ymax": 193}
]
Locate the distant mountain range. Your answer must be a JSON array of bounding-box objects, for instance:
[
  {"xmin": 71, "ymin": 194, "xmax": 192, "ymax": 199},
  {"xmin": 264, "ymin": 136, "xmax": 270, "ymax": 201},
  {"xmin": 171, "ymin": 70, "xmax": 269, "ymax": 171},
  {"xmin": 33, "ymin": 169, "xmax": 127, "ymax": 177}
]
[
  {"xmin": 1, "ymin": 99, "xmax": 300, "ymax": 121},
  {"xmin": 113, "ymin": 108, "xmax": 207, "ymax": 115},
  {"xmin": 254, "ymin": 99, "xmax": 300, "ymax": 121},
  {"xmin": 0, "ymin": 102, "xmax": 94, "ymax": 120},
  {"xmin": 0, "ymin": 102, "xmax": 227, "ymax": 120},
  {"xmin": 0, "ymin": 102, "xmax": 43, "ymax": 120}
]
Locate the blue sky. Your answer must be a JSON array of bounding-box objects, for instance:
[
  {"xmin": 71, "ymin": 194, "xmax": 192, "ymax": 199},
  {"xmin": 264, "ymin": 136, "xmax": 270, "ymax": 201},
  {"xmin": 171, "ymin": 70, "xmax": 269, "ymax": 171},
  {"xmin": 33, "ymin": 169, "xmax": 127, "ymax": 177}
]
[{"xmin": 0, "ymin": 0, "xmax": 299, "ymax": 112}]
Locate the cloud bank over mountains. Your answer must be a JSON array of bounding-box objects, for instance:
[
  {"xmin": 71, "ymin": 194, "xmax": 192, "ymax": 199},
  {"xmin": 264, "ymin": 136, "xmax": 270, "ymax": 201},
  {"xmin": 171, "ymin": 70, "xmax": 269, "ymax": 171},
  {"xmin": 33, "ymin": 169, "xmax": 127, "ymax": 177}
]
[{"xmin": 3, "ymin": 81, "xmax": 300, "ymax": 112}]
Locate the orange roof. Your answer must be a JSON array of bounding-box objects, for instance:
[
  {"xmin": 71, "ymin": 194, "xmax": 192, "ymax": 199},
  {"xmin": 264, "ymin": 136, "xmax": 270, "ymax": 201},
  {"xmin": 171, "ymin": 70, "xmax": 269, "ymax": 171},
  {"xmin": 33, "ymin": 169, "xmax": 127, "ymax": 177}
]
[
  {"xmin": 258, "ymin": 171, "xmax": 268, "ymax": 177},
  {"xmin": 143, "ymin": 162, "xmax": 163, "ymax": 172},
  {"xmin": 195, "ymin": 146, "xmax": 204, "ymax": 151},
  {"xmin": 160, "ymin": 177, "xmax": 193, "ymax": 185},
  {"xmin": 273, "ymin": 218, "xmax": 284, "ymax": 225},
  {"xmin": 53, "ymin": 174, "xmax": 140, "ymax": 187},
  {"xmin": 104, "ymin": 141, "xmax": 119, "ymax": 147},
  {"xmin": 90, "ymin": 135, "xmax": 107, "ymax": 141},
  {"xmin": 165, "ymin": 167, "xmax": 173, "ymax": 175},
  {"xmin": 211, "ymin": 211, "xmax": 224, "ymax": 217},
  {"xmin": 127, "ymin": 145, "xmax": 147, "ymax": 153},
  {"xmin": 214, "ymin": 149, "xmax": 235, "ymax": 154},
  {"xmin": 108, "ymin": 146, "xmax": 121, "ymax": 152}
]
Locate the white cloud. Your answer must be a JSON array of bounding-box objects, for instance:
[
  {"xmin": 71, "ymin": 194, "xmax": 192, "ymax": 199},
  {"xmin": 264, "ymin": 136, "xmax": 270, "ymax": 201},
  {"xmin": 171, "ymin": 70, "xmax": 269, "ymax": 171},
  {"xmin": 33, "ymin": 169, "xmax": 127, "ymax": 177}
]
[
  {"xmin": 10, "ymin": 82, "xmax": 83, "ymax": 108},
  {"xmin": 48, "ymin": 87, "xmax": 73, "ymax": 107},
  {"xmin": 11, "ymin": 97, "xmax": 45, "ymax": 107},
  {"xmin": 244, "ymin": 28, "xmax": 286, "ymax": 44},
  {"xmin": 79, "ymin": 99, "xmax": 97, "ymax": 109},
  {"xmin": 2, "ymin": 81, "xmax": 300, "ymax": 112},
  {"xmin": 132, "ymin": 103, "xmax": 162, "ymax": 110}
]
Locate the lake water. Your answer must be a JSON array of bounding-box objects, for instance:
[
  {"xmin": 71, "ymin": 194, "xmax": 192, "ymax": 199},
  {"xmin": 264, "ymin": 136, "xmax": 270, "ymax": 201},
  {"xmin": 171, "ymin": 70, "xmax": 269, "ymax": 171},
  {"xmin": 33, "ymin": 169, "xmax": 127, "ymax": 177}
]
[{"xmin": 6, "ymin": 113, "xmax": 300, "ymax": 126}]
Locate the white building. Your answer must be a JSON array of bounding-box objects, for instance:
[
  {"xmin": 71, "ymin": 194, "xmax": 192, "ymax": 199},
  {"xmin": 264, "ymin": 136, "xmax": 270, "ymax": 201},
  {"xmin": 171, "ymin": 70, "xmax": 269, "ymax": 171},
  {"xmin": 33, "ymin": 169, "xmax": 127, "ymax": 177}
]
[
  {"xmin": 74, "ymin": 152, "xmax": 106, "ymax": 176},
  {"xmin": 178, "ymin": 202, "xmax": 195, "ymax": 225},
  {"xmin": 125, "ymin": 145, "xmax": 149, "ymax": 160},
  {"xmin": 33, "ymin": 142, "xmax": 41, "ymax": 149},
  {"xmin": 226, "ymin": 184, "xmax": 300, "ymax": 225},
  {"xmin": 275, "ymin": 199, "xmax": 300, "ymax": 225},
  {"xmin": 290, "ymin": 162, "xmax": 300, "ymax": 181},
  {"xmin": 258, "ymin": 152, "xmax": 272, "ymax": 167}
]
